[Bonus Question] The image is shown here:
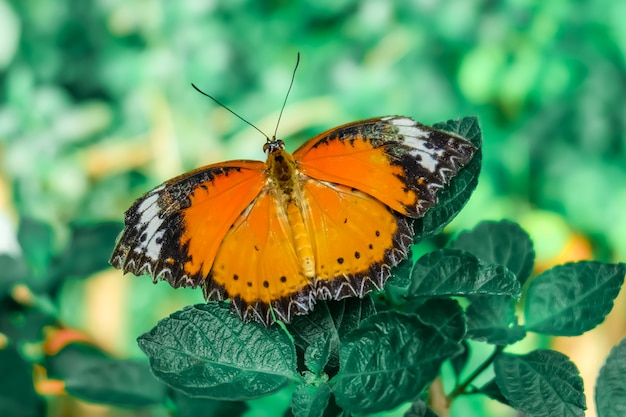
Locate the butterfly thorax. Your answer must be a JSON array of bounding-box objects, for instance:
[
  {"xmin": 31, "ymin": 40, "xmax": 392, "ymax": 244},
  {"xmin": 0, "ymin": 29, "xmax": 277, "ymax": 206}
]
[
  {"xmin": 265, "ymin": 141, "xmax": 299, "ymax": 200},
  {"xmin": 265, "ymin": 141, "xmax": 316, "ymax": 279}
]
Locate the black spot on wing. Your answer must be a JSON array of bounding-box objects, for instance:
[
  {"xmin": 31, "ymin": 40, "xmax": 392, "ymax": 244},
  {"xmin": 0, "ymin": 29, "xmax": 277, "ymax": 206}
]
[
  {"xmin": 200, "ymin": 211, "xmax": 414, "ymax": 327},
  {"xmin": 315, "ymin": 210, "xmax": 414, "ymax": 306}
]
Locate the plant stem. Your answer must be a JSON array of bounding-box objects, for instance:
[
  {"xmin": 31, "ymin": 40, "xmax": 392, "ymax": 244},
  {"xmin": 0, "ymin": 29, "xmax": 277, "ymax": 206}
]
[
  {"xmin": 449, "ymin": 345, "xmax": 504, "ymax": 400},
  {"xmin": 163, "ymin": 392, "xmax": 179, "ymax": 417},
  {"xmin": 428, "ymin": 377, "xmax": 451, "ymax": 417}
]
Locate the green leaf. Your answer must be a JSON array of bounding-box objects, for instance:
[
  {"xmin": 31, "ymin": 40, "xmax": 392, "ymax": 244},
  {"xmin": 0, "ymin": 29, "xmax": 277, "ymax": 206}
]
[
  {"xmin": 51, "ymin": 222, "xmax": 122, "ymax": 280},
  {"xmin": 414, "ymin": 117, "xmax": 482, "ymax": 239},
  {"xmin": 451, "ymin": 220, "xmax": 535, "ymax": 285},
  {"xmin": 449, "ymin": 340, "xmax": 469, "ymax": 382},
  {"xmin": 0, "ymin": 346, "xmax": 43, "ymax": 417},
  {"xmin": 138, "ymin": 303, "xmax": 299, "ymax": 400},
  {"xmin": 466, "ymin": 296, "xmax": 526, "ymax": 345},
  {"xmin": 408, "ymin": 249, "xmax": 521, "ymax": 299},
  {"xmin": 414, "ymin": 298, "xmax": 466, "ymax": 343},
  {"xmin": 17, "ymin": 217, "xmax": 55, "ymax": 282},
  {"xmin": 434, "ymin": 117, "xmax": 482, "ymax": 148},
  {"xmin": 172, "ymin": 390, "xmax": 248, "ymax": 417},
  {"xmin": 45, "ymin": 342, "xmax": 111, "ymax": 380},
  {"xmin": 288, "ymin": 302, "xmax": 337, "ymax": 373},
  {"xmin": 0, "ymin": 255, "xmax": 30, "ymax": 297},
  {"xmin": 478, "ymin": 378, "xmax": 509, "ymax": 405},
  {"xmin": 0, "ymin": 297, "xmax": 56, "ymax": 343},
  {"xmin": 404, "ymin": 400, "xmax": 439, "ymax": 417},
  {"xmin": 386, "ymin": 248, "xmax": 415, "ymax": 303},
  {"xmin": 595, "ymin": 337, "xmax": 626, "ymax": 417},
  {"xmin": 317, "ymin": 394, "xmax": 344, "ymax": 417},
  {"xmin": 287, "ymin": 298, "xmax": 375, "ymax": 370},
  {"xmin": 332, "ymin": 311, "xmax": 460, "ymax": 414},
  {"xmin": 304, "ymin": 335, "xmax": 332, "ymax": 376},
  {"xmin": 291, "ymin": 383, "xmax": 331, "ymax": 417},
  {"xmin": 525, "ymin": 262, "xmax": 625, "ymax": 336},
  {"xmin": 331, "ymin": 296, "xmax": 377, "ymax": 337},
  {"xmin": 65, "ymin": 359, "xmax": 168, "ymax": 407},
  {"xmin": 393, "ymin": 247, "xmax": 414, "ymax": 283},
  {"xmin": 494, "ymin": 350, "xmax": 586, "ymax": 417}
]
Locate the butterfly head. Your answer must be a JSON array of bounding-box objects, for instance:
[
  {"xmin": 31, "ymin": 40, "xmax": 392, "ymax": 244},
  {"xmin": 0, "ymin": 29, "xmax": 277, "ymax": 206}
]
[{"xmin": 263, "ymin": 138, "xmax": 286, "ymax": 154}]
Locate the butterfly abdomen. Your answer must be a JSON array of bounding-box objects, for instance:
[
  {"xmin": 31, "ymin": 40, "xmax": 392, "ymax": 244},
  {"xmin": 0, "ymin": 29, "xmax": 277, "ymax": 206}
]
[
  {"xmin": 267, "ymin": 143, "xmax": 316, "ymax": 280},
  {"xmin": 285, "ymin": 202, "xmax": 315, "ymax": 279}
]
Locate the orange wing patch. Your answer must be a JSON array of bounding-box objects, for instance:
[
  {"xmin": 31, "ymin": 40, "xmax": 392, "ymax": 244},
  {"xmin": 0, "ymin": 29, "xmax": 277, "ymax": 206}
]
[
  {"xmin": 110, "ymin": 161, "xmax": 266, "ymax": 288},
  {"xmin": 295, "ymin": 116, "xmax": 477, "ymax": 218},
  {"xmin": 180, "ymin": 164, "xmax": 266, "ymax": 278},
  {"xmin": 301, "ymin": 179, "xmax": 413, "ymax": 299},
  {"xmin": 296, "ymin": 134, "xmax": 416, "ymax": 215},
  {"xmin": 205, "ymin": 191, "xmax": 314, "ymax": 323}
]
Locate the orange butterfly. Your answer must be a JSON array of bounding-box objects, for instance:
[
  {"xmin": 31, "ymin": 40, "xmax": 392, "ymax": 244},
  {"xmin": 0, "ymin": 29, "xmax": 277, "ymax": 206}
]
[{"xmin": 110, "ymin": 116, "xmax": 476, "ymax": 325}]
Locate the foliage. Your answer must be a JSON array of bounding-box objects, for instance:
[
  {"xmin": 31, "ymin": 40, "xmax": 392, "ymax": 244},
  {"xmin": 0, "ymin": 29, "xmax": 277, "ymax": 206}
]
[
  {"xmin": 4, "ymin": 117, "xmax": 624, "ymax": 416},
  {"xmin": 1, "ymin": 1, "xmax": 626, "ymax": 417},
  {"xmin": 596, "ymin": 338, "xmax": 626, "ymax": 417},
  {"xmin": 132, "ymin": 118, "xmax": 625, "ymax": 416}
]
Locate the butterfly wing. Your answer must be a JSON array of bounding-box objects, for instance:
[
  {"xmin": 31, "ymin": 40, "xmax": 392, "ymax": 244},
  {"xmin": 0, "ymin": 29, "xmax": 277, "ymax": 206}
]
[
  {"xmin": 204, "ymin": 190, "xmax": 315, "ymax": 325},
  {"xmin": 300, "ymin": 179, "xmax": 413, "ymax": 299},
  {"xmin": 110, "ymin": 161, "xmax": 266, "ymax": 288},
  {"xmin": 293, "ymin": 116, "xmax": 476, "ymax": 218},
  {"xmin": 292, "ymin": 116, "xmax": 476, "ymax": 301}
]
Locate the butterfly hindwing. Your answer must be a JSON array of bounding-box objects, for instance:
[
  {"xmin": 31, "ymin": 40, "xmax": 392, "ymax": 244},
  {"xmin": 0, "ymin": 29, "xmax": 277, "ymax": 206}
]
[
  {"xmin": 300, "ymin": 179, "xmax": 413, "ymax": 299},
  {"xmin": 205, "ymin": 190, "xmax": 315, "ymax": 324}
]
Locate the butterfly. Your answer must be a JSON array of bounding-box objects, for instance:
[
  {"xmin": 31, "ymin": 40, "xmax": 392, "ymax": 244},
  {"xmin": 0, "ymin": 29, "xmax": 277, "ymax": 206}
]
[{"xmin": 110, "ymin": 116, "xmax": 477, "ymax": 326}]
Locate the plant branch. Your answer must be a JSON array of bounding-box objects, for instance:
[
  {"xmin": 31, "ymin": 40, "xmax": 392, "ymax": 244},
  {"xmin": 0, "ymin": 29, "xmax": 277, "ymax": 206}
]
[{"xmin": 449, "ymin": 345, "xmax": 504, "ymax": 400}]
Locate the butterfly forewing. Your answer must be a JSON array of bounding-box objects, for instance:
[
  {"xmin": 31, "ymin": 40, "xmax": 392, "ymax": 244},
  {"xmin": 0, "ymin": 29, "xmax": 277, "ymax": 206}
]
[
  {"xmin": 294, "ymin": 116, "xmax": 476, "ymax": 218},
  {"xmin": 110, "ymin": 161, "xmax": 266, "ymax": 288}
]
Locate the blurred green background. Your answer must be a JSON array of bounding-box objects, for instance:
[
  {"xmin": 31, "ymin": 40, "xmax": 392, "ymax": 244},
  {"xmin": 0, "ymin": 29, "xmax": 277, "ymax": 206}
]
[{"xmin": 1, "ymin": 1, "xmax": 625, "ymax": 416}]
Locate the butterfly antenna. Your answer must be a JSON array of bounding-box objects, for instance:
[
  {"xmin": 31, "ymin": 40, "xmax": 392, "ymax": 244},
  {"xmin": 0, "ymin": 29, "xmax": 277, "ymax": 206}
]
[
  {"xmin": 191, "ymin": 83, "xmax": 270, "ymax": 141},
  {"xmin": 273, "ymin": 52, "xmax": 300, "ymax": 140}
]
